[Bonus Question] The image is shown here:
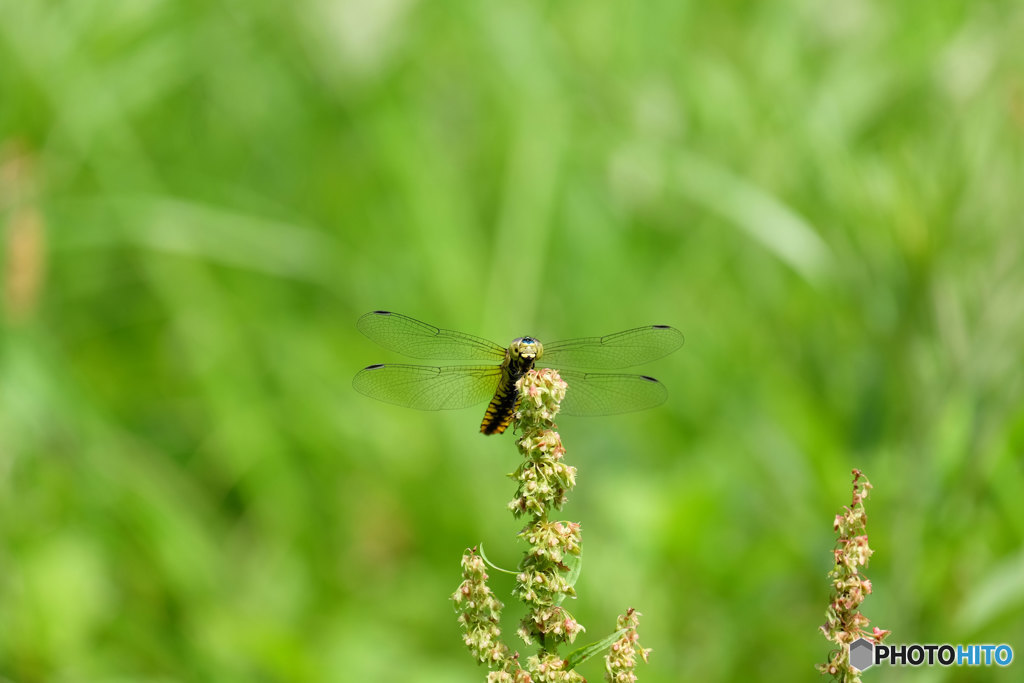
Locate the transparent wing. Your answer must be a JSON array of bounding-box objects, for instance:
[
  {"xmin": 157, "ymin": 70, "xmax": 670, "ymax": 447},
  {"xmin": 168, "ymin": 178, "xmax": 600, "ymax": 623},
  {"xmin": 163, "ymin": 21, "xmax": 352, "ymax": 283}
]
[
  {"xmin": 353, "ymin": 363, "xmax": 502, "ymax": 411},
  {"xmin": 542, "ymin": 325, "xmax": 685, "ymax": 370},
  {"xmin": 556, "ymin": 370, "xmax": 669, "ymax": 416},
  {"xmin": 357, "ymin": 311, "xmax": 507, "ymax": 361}
]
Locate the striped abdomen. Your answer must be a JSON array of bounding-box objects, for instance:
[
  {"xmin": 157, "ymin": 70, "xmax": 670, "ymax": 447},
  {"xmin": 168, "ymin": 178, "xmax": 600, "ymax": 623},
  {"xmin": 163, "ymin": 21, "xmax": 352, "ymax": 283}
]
[
  {"xmin": 480, "ymin": 345, "xmax": 538, "ymax": 435},
  {"xmin": 479, "ymin": 368, "xmax": 520, "ymax": 435}
]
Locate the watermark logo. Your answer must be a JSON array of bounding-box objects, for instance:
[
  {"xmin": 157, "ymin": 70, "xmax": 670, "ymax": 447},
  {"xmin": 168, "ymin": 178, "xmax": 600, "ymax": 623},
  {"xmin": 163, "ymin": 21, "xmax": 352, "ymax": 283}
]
[
  {"xmin": 850, "ymin": 637, "xmax": 1014, "ymax": 671},
  {"xmin": 849, "ymin": 639, "xmax": 874, "ymax": 671}
]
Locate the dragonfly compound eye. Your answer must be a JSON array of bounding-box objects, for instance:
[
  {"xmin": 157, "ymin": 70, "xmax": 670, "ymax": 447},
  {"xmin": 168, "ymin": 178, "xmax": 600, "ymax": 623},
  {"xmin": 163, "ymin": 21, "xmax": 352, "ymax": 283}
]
[{"xmin": 510, "ymin": 337, "xmax": 543, "ymax": 360}]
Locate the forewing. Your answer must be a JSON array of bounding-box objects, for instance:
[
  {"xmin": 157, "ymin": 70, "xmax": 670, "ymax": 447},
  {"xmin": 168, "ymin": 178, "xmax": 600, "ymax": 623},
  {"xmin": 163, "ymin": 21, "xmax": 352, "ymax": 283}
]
[
  {"xmin": 352, "ymin": 364, "xmax": 501, "ymax": 411},
  {"xmin": 357, "ymin": 311, "xmax": 507, "ymax": 361},
  {"xmin": 542, "ymin": 325, "xmax": 684, "ymax": 370},
  {"xmin": 557, "ymin": 370, "xmax": 669, "ymax": 416}
]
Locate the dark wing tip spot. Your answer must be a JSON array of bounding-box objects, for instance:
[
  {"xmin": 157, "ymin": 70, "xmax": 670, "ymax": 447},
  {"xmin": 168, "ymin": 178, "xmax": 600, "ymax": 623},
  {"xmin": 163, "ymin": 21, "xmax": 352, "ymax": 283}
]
[
  {"xmin": 371, "ymin": 310, "xmax": 392, "ymax": 315},
  {"xmin": 640, "ymin": 375, "xmax": 659, "ymax": 382},
  {"xmin": 365, "ymin": 363, "xmax": 386, "ymax": 370}
]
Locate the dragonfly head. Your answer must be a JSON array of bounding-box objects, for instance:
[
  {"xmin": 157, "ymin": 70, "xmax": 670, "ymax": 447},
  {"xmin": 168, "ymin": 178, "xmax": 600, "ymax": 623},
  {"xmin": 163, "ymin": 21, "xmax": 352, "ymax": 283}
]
[{"xmin": 509, "ymin": 336, "xmax": 544, "ymax": 363}]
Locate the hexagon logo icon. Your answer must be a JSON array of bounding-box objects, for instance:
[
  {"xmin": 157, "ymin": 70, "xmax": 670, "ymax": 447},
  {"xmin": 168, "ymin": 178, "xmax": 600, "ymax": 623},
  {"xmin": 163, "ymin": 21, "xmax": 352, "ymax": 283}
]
[{"xmin": 850, "ymin": 637, "xmax": 875, "ymax": 671}]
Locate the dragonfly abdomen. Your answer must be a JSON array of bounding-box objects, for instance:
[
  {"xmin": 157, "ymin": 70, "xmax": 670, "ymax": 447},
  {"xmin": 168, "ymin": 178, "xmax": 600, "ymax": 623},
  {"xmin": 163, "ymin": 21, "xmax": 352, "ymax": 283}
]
[
  {"xmin": 480, "ymin": 353, "xmax": 536, "ymax": 435},
  {"xmin": 479, "ymin": 380, "xmax": 519, "ymax": 435}
]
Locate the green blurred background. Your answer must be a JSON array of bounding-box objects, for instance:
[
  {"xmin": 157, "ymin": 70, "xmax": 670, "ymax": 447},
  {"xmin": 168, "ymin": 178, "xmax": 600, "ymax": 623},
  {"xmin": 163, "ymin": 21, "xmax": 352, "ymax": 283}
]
[{"xmin": 2, "ymin": 1, "xmax": 1023, "ymax": 681}]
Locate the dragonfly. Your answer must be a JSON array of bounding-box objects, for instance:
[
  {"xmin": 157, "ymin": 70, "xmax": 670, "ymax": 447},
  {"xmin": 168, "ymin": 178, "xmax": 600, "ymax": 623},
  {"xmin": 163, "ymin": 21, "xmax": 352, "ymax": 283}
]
[{"xmin": 353, "ymin": 311, "xmax": 684, "ymax": 435}]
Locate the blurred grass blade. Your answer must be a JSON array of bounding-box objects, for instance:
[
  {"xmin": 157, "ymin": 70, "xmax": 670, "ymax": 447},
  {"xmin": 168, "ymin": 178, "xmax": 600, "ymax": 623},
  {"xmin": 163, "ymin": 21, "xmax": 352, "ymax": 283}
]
[
  {"xmin": 958, "ymin": 547, "xmax": 1024, "ymax": 632},
  {"xmin": 675, "ymin": 153, "xmax": 832, "ymax": 284}
]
